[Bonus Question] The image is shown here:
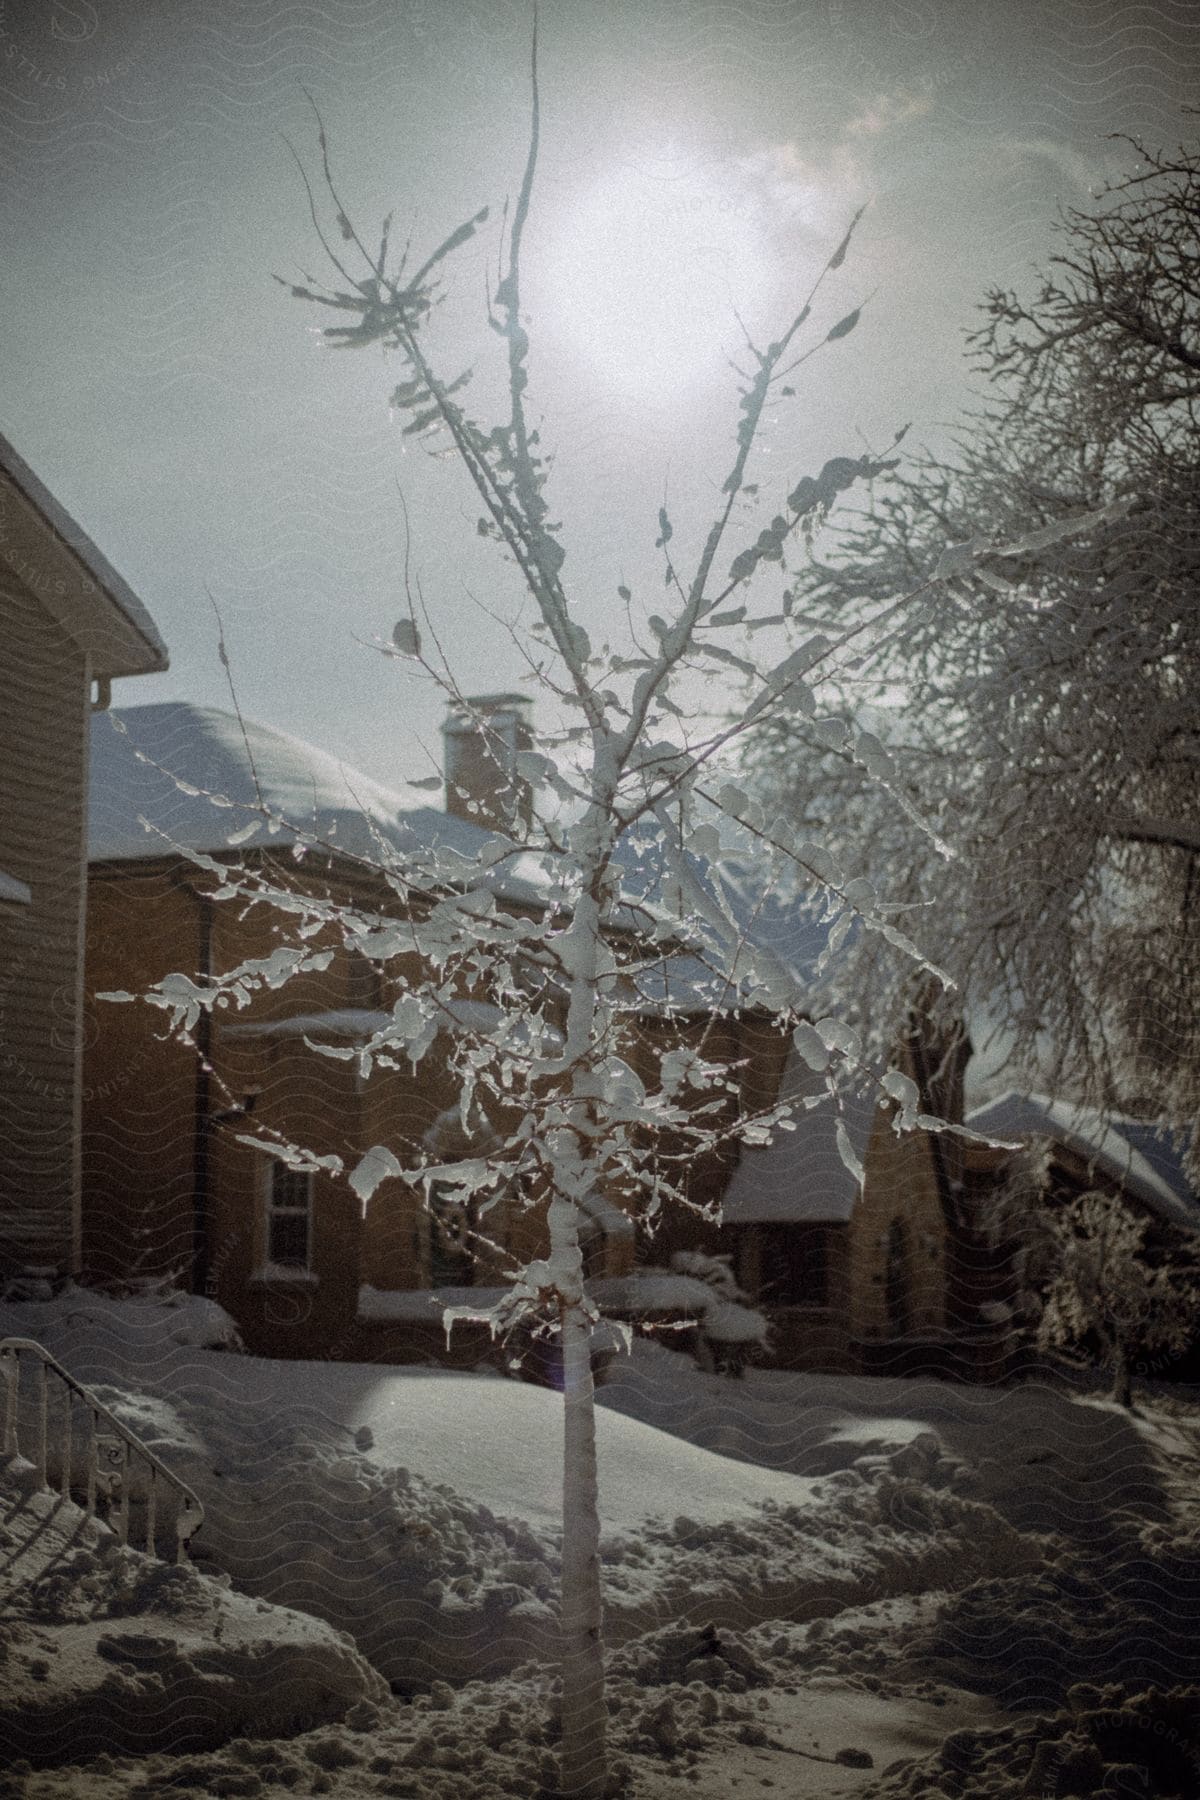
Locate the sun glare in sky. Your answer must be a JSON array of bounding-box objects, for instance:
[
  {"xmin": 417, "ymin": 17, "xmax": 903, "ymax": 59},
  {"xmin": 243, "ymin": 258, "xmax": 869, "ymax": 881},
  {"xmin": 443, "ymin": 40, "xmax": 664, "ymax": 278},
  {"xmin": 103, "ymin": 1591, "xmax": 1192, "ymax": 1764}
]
[{"xmin": 537, "ymin": 150, "xmax": 778, "ymax": 401}]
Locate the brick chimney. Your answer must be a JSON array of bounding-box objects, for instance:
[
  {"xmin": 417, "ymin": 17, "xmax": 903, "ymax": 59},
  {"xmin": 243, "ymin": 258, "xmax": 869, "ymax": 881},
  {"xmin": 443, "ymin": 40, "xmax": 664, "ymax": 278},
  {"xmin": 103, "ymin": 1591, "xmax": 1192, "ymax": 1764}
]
[{"xmin": 442, "ymin": 694, "xmax": 535, "ymax": 834}]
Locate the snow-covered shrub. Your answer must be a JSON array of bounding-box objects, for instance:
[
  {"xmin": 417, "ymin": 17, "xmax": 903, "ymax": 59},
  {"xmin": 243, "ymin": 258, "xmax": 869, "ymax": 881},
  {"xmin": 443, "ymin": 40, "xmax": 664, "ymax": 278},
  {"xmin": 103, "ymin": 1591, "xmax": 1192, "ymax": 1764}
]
[
  {"xmin": 668, "ymin": 1253, "xmax": 769, "ymax": 1378},
  {"xmin": 1037, "ymin": 1190, "xmax": 1200, "ymax": 1405},
  {"xmin": 668, "ymin": 1250, "xmax": 742, "ymax": 1299}
]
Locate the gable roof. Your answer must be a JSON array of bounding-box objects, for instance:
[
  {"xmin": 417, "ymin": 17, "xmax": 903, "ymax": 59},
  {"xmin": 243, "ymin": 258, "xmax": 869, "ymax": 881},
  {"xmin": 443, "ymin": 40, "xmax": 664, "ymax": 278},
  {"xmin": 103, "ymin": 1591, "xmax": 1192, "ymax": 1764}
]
[
  {"xmin": 89, "ymin": 705, "xmax": 839, "ymax": 986},
  {"xmin": 610, "ymin": 820, "xmax": 833, "ymax": 1014},
  {"xmin": 966, "ymin": 1090, "xmax": 1199, "ymax": 1230},
  {"xmin": 0, "ymin": 432, "xmax": 167, "ymax": 677},
  {"xmin": 719, "ymin": 1046, "xmax": 876, "ymax": 1225},
  {"xmin": 88, "ymin": 702, "xmax": 552, "ymax": 905}
]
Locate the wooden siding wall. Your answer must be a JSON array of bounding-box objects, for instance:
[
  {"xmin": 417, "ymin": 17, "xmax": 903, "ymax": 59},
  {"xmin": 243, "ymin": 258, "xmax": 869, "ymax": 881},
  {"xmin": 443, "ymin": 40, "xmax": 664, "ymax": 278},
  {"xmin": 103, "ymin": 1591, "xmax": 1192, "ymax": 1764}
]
[{"xmin": 0, "ymin": 574, "xmax": 89, "ymax": 1276}]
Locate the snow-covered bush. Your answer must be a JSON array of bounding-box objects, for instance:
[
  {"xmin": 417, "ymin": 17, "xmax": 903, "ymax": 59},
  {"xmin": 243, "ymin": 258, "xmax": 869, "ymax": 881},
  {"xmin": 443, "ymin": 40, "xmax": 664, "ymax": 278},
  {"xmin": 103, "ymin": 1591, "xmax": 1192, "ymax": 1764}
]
[
  {"xmin": 668, "ymin": 1252, "xmax": 769, "ymax": 1377},
  {"xmin": 1037, "ymin": 1190, "xmax": 1200, "ymax": 1406}
]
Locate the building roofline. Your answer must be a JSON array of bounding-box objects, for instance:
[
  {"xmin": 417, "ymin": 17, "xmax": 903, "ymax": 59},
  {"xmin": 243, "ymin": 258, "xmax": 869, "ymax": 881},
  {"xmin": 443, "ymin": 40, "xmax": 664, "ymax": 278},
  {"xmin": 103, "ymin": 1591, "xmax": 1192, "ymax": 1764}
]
[{"xmin": 0, "ymin": 430, "xmax": 168, "ymax": 673}]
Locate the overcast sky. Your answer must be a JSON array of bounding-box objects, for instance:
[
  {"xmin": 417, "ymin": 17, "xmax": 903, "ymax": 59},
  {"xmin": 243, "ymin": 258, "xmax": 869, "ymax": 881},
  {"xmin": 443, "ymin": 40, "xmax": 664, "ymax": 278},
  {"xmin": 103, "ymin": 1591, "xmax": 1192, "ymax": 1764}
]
[{"xmin": 2, "ymin": 0, "xmax": 1197, "ymax": 793}]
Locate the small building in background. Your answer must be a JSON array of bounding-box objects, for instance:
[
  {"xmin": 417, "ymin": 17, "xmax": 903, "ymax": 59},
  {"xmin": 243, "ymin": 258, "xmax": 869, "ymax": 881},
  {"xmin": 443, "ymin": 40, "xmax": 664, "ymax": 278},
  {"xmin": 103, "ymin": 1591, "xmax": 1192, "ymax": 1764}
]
[
  {"xmin": 953, "ymin": 1090, "xmax": 1200, "ymax": 1377},
  {"xmin": 620, "ymin": 1007, "xmax": 969, "ymax": 1375},
  {"xmin": 81, "ymin": 691, "xmax": 981, "ymax": 1375},
  {"xmin": 83, "ymin": 697, "xmax": 633, "ymax": 1361}
]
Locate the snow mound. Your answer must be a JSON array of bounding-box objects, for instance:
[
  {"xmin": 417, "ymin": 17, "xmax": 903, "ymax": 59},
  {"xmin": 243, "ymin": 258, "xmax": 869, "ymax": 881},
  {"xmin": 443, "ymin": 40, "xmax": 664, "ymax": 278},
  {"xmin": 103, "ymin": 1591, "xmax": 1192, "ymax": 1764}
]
[
  {"xmin": 917, "ymin": 1522, "xmax": 1200, "ymax": 1708},
  {"xmin": 0, "ymin": 1466, "xmax": 386, "ymax": 1770},
  {"xmin": 597, "ymin": 1338, "xmax": 1174, "ymax": 1542},
  {"xmin": 181, "ymin": 1438, "xmax": 560, "ymax": 1687},
  {"xmin": 0, "ymin": 1285, "xmax": 243, "ymax": 1374},
  {"xmin": 598, "ymin": 1442, "xmax": 1042, "ymax": 1648},
  {"xmin": 871, "ymin": 1684, "xmax": 1200, "ymax": 1799}
]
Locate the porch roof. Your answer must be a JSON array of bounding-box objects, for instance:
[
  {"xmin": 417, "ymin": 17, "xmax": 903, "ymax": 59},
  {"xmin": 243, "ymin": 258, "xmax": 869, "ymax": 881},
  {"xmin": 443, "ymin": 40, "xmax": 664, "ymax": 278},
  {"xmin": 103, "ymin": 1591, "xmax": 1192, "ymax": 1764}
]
[
  {"xmin": 719, "ymin": 1046, "xmax": 876, "ymax": 1225},
  {"xmin": 966, "ymin": 1091, "xmax": 1199, "ymax": 1230}
]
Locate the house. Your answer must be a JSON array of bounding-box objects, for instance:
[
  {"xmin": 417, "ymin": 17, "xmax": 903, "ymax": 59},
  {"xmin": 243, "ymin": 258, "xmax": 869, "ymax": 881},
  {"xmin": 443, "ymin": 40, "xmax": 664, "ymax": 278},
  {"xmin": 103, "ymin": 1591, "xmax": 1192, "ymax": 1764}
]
[
  {"xmin": 81, "ymin": 697, "xmax": 636, "ymax": 1360},
  {"xmin": 964, "ymin": 1093, "xmax": 1200, "ymax": 1256},
  {"xmin": 895, "ymin": 1088, "xmax": 1200, "ymax": 1383},
  {"xmin": 618, "ymin": 1002, "xmax": 969, "ymax": 1372},
  {"xmin": 595, "ymin": 823, "xmax": 971, "ymax": 1372},
  {"xmin": 966, "ymin": 1092, "xmax": 1198, "ymax": 1231},
  {"xmin": 82, "ymin": 693, "xmax": 977, "ymax": 1372},
  {"xmin": 0, "ymin": 432, "xmax": 167, "ymax": 1285}
]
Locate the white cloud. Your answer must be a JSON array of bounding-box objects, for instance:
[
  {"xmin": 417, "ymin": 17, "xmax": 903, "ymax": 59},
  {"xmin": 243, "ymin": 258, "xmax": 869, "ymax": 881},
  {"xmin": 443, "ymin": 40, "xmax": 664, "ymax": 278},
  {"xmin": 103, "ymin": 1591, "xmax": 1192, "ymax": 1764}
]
[
  {"xmin": 845, "ymin": 90, "xmax": 934, "ymax": 138},
  {"xmin": 737, "ymin": 87, "xmax": 934, "ymax": 241},
  {"xmin": 998, "ymin": 136, "xmax": 1118, "ymax": 197},
  {"xmin": 735, "ymin": 139, "xmax": 869, "ymax": 241}
]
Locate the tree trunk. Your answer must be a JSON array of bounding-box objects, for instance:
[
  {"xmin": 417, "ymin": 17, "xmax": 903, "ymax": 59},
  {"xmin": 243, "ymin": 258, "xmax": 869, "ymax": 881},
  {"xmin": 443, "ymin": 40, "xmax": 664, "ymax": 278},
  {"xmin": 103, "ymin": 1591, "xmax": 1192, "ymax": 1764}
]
[
  {"xmin": 1111, "ymin": 1341, "xmax": 1133, "ymax": 1408},
  {"xmin": 558, "ymin": 1292, "xmax": 607, "ymax": 1798}
]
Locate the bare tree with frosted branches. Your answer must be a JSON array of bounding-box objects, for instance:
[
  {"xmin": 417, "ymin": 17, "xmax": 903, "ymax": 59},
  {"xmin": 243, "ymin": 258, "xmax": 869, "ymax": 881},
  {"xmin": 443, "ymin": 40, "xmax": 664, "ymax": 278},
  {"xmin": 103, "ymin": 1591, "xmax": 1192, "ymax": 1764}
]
[
  {"xmin": 748, "ymin": 134, "xmax": 1199, "ymax": 1157},
  {"xmin": 120, "ymin": 32, "xmax": 1122, "ymax": 1800}
]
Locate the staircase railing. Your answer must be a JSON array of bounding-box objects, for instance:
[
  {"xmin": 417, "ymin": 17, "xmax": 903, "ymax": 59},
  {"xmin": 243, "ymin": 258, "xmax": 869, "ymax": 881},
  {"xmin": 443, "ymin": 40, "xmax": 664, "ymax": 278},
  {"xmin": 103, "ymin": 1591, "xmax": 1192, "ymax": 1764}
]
[{"xmin": 0, "ymin": 1336, "xmax": 204, "ymax": 1562}]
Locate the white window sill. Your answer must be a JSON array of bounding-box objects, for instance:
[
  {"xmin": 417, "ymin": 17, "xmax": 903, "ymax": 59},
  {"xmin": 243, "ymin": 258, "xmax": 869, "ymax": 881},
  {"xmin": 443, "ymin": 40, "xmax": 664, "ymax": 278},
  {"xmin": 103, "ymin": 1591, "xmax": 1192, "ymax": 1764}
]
[{"xmin": 249, "ymin": 1264, "xmax": 319, "ymax": 1288}]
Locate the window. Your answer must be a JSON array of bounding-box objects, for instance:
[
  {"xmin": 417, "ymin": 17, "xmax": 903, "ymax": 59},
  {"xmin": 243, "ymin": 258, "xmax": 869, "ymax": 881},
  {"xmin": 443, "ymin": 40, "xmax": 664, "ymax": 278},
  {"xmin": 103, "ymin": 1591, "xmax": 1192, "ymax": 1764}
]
[
  {"xmin": 428, "ymin": 1180, "xmax": 475, "ymax": 1287},
  {"xmin": 266, "ymin": 1162, "xmax": 313, "ymax": 1270},
  {"xmin": 757, "ymin": 1225, "xmax": 829, "ymax": 1307}
]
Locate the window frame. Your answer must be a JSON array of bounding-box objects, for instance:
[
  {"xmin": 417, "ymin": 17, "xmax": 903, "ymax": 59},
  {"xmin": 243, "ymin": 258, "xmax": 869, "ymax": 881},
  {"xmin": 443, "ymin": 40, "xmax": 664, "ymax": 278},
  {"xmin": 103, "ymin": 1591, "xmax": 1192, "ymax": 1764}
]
[{"xmin": 263, "ymin": 1159, "xmax": 315, "ymax": 1273}]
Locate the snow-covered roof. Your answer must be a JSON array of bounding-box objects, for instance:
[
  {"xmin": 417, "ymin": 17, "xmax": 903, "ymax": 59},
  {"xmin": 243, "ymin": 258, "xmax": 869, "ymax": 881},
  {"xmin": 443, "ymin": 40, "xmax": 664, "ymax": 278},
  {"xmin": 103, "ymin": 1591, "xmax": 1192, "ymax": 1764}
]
[
  {"xmin": 589, "ymin": 1272, "xmax": 722, "ymax": 1315},
  {"xmin": 223, "ymin": 1008, "xmax": 393, "ymax": 1041},
  {"xmin": 719, "ymin": 1047, "xmax": 876, "ymax": 1225},
  {"xmin": 611, "ymin": 819, "xmax": 833, "ymax": 1024},
  {"xmin": 611, "ymin": 825, "xmax": 831, "ymax": 999},
  {"xmin": 966, "ymin": 1091, "xmax": 1200, "ymax": 1230},
  {"xmin": 623, "ymin": 952, "xmax": 742, "ymax": 1016},
  {"xmin": 357, "ymin": 1283, "xmax": 510, "ymax": 1322},
  {"xmin": 90, "ymin": 704, "xmax": 862, "ymax": 1063},
  {"xmin": 223, "ymin": 999, "xmax": 567, "ymax": 1055},
  {"xmin": 88, "ymin": 702, "xmax": 552, "ymax": 905}
]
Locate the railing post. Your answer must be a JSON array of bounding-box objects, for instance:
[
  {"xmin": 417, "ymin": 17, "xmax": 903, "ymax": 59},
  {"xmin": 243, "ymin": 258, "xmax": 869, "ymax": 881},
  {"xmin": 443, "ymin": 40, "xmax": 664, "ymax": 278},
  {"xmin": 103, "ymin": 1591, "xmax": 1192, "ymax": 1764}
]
[
  {"xmin": 1, "ymin": 1348, "xmax": 17, "ymax": 1457},
  {"xmin": 35, "ymin": 1359, "xmax": 48, "ymax": 1490},
  {"xmin": 146, "ymin": 1465, "xmax": 157, "ymax": 1557},
  {"xmin": 86, "ymin": 1409, "xmax": 98, "ymax": 1519},
  {"xmin": 116, "ymin": 1438, "xmax": 130, "ymax": 1546},
  {"xmin": 60, "ymin": 1387, "xmax": 72, "ymax": 1502},
  {"xmin": 177, "ymin": 1497, "xmax": 200, "ymax": 1565}
]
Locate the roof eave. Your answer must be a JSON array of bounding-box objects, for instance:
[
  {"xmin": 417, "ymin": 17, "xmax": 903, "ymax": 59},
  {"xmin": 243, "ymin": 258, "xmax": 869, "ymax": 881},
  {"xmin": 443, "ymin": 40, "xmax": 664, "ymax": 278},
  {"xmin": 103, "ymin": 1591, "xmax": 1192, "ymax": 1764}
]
[{"xmin": 0, "ymin": 432, "xmax": 168, "ymax": 677}]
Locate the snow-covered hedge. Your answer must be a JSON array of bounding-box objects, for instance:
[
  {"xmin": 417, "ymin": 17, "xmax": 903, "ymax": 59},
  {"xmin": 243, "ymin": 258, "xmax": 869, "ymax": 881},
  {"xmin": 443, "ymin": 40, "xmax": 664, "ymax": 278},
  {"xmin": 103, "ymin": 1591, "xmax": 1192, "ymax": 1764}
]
[{"xmin": 591, "ymin": 1253, "xmax": 770, "ymax": 1375}]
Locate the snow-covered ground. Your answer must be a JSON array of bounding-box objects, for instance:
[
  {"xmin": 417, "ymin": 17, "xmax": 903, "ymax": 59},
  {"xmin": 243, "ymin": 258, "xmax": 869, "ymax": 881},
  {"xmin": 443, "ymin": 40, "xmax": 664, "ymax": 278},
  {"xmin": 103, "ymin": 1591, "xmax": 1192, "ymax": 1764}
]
[{"xmin": 2, "ymin": 1287, "xmax": 1199, "ymax": 1798}]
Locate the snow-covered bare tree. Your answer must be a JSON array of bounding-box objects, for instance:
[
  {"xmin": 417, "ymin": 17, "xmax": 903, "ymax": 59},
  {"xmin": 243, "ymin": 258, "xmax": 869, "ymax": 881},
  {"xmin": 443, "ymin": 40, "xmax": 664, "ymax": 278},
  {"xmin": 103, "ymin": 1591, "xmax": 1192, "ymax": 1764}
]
[
  {"xmin": 984, "ymin": 1140, "xmax": 1062, "ymax": 1321},
  {"xmin": 1037, "ymin": 1189, "xmax": 1200, "ymax": 1407},
  {"xmin": 747, "ymin": 134, "xmax": 1199, "ymax": 1157},
  {"xmin": 116, "ymin": 34, "xmax": 1093, "ymax": 1800}
]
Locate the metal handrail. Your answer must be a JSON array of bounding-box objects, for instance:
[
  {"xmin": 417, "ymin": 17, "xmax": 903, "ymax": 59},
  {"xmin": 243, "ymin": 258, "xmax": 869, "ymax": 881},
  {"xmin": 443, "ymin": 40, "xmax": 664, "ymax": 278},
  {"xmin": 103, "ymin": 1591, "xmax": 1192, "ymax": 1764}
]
[{"xmin": 0, "ymin": 1336, "xmax": 204, "ymax": 1562}]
